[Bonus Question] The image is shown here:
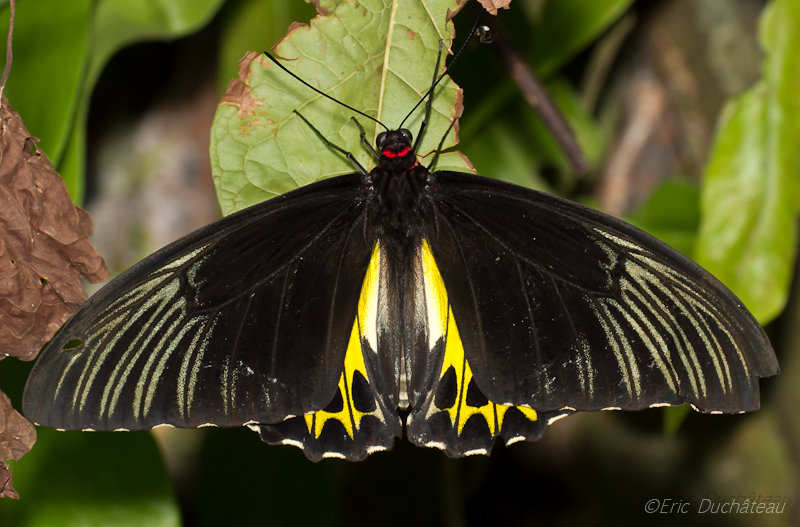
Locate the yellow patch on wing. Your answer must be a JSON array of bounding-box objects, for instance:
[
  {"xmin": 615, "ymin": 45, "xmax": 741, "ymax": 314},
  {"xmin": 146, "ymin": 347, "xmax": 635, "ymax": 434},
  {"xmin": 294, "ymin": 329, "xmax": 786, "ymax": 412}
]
[
  {"xmin": 421, "ymin": 240, "xmax": 538, "ymax": 436},
  {"xmin": 304, "ymin": 243, "xmax": 384, "ymax": 438}
]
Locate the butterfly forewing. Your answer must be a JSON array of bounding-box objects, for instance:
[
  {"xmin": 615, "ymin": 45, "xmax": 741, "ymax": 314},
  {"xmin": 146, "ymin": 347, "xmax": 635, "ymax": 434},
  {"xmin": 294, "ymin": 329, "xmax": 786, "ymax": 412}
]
[
  {"xmin": 427, "ymin": 171, "xmax": 778, "ymax": 415},
  {"xmin": 23, "ymin": 174, "xmax": 374, "ymax": 432}
]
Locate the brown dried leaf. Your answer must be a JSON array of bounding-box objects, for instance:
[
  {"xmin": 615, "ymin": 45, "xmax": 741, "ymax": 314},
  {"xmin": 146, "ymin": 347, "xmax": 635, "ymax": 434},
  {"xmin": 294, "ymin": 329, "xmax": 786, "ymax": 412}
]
[
  {"xmin": 0, "ymin": 390, "xmax": 35, "ymax": 500},
  {"xmin": 220, "ymin": 51, "xmax": 264, "ymax": 118},
  {"xmin": 0, "ymin": 390, "xmax": 36, "ymax": 462},
  {"xmin": 0, "ymin": 97, "xmax": 109, "ymax": 361},
  {"xmin": 477, "ymin": 0, "xmax": 512, "ymax": 16},
  {"xmin": 0, "ymin": 461, "xmax": 18, "ymax": 499}
]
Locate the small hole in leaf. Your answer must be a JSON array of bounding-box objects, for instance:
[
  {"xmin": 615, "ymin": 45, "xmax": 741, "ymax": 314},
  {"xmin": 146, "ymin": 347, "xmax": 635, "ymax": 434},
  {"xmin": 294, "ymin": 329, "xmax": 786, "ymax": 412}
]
[
  {"xmin": 25, "ymin": 137, "xmax": 38, "ymax": 156},
  {"xmin": 63, "ymin": 339, "xmax": 84, "ymax": 351},
  {"xmin": 40, "ymin": 277, "xmax": 48, "ymax": 286}
]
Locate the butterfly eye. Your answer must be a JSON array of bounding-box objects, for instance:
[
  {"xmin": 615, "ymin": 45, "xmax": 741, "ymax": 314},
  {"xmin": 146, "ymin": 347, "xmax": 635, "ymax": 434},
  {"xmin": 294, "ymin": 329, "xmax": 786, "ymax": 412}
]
[
  {"xmin": 376, "ymin": 132, "xmax": 387, "ymax": 149},
  {"xmin": 399, "ymin": 129, "xmax": 412, "ymax": 143}
]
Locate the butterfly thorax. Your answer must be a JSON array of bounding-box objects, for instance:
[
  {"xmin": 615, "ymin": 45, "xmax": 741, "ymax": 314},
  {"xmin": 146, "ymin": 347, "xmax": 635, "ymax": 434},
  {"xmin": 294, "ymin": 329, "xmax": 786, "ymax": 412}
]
[{"xmin": 368, "ymin": 129, "xmax": 431, "ymax": 261}]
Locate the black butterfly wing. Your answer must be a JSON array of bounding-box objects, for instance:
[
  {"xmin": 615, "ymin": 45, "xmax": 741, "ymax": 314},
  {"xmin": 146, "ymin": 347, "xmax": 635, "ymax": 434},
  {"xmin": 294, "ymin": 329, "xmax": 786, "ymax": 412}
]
[
  {"xmin": 427, "ymin": 171, "xmax": 778, "ymax": 415},
  {"xmin": 23, "ymin": 173, "xmax": 376, "ymax": 433}
]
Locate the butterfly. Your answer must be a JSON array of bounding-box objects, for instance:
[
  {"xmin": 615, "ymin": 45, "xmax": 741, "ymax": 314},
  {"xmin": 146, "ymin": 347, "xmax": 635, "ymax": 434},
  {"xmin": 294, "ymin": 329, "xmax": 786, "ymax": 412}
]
[{"xmin": 23, "ymin": 34, "xmax": 779, "ymax": 462}]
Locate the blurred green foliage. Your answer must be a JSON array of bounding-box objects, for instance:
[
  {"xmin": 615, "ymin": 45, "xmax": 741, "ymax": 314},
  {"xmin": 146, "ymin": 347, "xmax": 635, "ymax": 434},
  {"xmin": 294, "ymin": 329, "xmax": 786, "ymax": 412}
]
[
  {"xmin": 0, "ymin": 0, "xmax": 798, "ymax": 526},
  {"xmin": 695, "ymin": 0, "xmax": 800, "ymax": 324},
  {"xmin": 0, "ymin": 0, "xmax": 224, "ymax": 203}
]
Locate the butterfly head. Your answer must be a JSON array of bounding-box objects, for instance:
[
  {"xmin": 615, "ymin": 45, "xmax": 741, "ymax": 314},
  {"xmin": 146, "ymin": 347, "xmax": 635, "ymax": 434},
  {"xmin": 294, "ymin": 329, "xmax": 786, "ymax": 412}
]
[{"xmin": 376, "ymin": 129, "xmax": 417, "ymax": 172}]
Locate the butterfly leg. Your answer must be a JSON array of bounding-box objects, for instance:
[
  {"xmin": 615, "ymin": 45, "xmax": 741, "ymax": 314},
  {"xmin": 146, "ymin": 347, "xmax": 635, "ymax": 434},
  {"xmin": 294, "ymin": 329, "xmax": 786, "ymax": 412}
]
[
  {"xmin": 426, "ymin": 116, "xmax": 458, "ymax": 171},
  {"xmin": 350, "ymin": 117, "xmax": 380, "ymax": 160},
  {"xmin": 411, "ymin": 40, "xmax": 444, "ymax": 154},
  {"xmin": 293, "ymin": 109, "xmax": 368, "ymax": 175}
]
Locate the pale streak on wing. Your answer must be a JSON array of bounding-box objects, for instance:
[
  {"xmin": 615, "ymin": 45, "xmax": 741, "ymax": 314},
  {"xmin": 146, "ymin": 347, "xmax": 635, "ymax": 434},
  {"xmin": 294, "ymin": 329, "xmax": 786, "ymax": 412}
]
[
  {"xmin": 594, "ymin": 300, "xmax": 640, "ymax": 399},
  {"xmin": 662, "ymin": 261, "xmax": 740, "ymax": 380},
  {"xmin": 186, "ymin": 315, "xmax": 219, "ymax": 419},
  {"xmin": 594, "ymin": 229, "xmax": 649, "ymax": 253},
  {"xmin": 633, "ymin": 253, "xmax": 736, "ymax": 393},
  {"xmin": 360, "ymin": 243, "xmax": 382, "ymax": 351},
  {"xmin": 144, "ymin": 317, "xmax": 202, "ymax": 419},
  {"xmin": 102, "ymin": 299, "xmax": 184, "ymax": 419},
  {"xmin": 606, "ymin": 298, "xmax": 678, "ymax": 395},
  {"xmin": 573, "ymin": 340, "xmax": 590, "ymax": 402},
  {"xmin": 624, "ymin": 260, "xmax": 705, "ymax": 397},
  {"xmin": 133, "ymin": 313, "xmax": 186, "ymax": 421},
  {"xmin": 175, "ymin": 318, "xmax": 211, "ymax": 419},
  {"xmin": 228, "ymin": 294, "xmax": 254, "ymax": 417},
  {"xmin": 676, "ymin": 288, "xmax": 737, "ymax": 385},
  {"xmin": 53, "ymin": 354, "xmax": 82, "ymax": 406},
  {"xmin": 220, "ymin": 355, "xmax": 231, "ymax": 417},
  {"xmin": 96, "ymin": 274, "xmax": 171, "ymax": 324},
  {"xmin": 582, "ymin": 339, "xmax": 595, "ymax": 400},
  {"xmin": 422, "ymin": 241, "xmax": 448, "ymax": 350},
  {"xmin": 157, "ymin": 245, "xmax": 209, "ymax": 272},
  {"xmin": 77, "ymin": 278, "xmax": 181, "ymax": 413},
  {"xmin": 618, "ymin": 278, "xmax": 683, "ymax": 389},
  {"xmin": 73, "ymin": 315, "xmax": 125, "ymax": 412},
  {"xmin": 595, "ymin": 228, "xmax": 746, "ymax": 400}
]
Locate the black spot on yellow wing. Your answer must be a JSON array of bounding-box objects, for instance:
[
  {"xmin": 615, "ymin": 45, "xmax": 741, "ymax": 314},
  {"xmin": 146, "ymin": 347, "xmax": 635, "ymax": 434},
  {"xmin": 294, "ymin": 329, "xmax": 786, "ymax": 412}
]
[
  {"xmin": 322, "ymin": 390, "xmax": 344, "ymax": 413},
  {"xmin": 406, "ymin": 241, "xmax": 561, "ymax": 457},
  {"xmin": 435, "ymin": 367, "xmax": 457, "ymax": 409},
  {"xmin": 259, "ymin": 244, "xmax": 402, "ymax": 461},
  {"xmin": 351, "ymin": 371, "xmax": 376, "ymax": 413},
  {"xmin": 466, "ymin": 378, "xmax": 489, "ymax": 407}
]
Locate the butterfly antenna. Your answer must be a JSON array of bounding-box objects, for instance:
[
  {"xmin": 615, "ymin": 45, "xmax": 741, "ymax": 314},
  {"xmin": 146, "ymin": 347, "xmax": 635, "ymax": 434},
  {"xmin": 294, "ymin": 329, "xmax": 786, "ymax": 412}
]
[
  {"xmin": 398, "ymin": 10, "xmax": 485, "ymax": 130},
  {"xmin": 263, "ymin": 51, "xmax": 389, "ymax": 131}
]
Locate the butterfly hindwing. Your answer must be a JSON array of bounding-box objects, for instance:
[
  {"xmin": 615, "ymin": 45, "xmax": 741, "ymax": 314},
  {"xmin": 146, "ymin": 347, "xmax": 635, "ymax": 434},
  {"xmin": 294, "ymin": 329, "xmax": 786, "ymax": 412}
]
[
  {"xmin": 427, "ymin": 171, "xmax": 778, "ymax": 415},
  {"xmin": 406, "ymin": 241, "xmax": 568, "ymax": 457},
  {"xmin": 259, "ymin": 244, "xmax": 403, "ymax": 461},
  {"xmin": 23, "ymin": 174, "xmax": 374, "ymax": 433}
]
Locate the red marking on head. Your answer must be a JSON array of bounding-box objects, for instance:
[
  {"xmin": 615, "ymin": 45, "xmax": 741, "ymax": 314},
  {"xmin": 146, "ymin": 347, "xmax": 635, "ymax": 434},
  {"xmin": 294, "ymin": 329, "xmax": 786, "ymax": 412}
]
[{"xmin": 382, "ymin": 146, "xmax": 412, "ymax": 159}]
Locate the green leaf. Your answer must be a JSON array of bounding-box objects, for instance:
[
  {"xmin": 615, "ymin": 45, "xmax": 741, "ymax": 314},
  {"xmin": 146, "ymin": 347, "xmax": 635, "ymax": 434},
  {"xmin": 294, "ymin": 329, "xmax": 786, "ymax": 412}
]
[
  {"xmin": 0, "ymin": 429, "xmax": 179, "ymax": 527},
  {"xmin": 462, "ymin": 116, "xmax": 548, "ymax": 191},
  {"xmin": 0, "ymin": 0, "xmax": 91, "ymax": 165},
  {"xmin": 315, "ymin": 0, "xmax": 344, "ymax": 14},
  {"xmin": 530, "ymin": 0, "xmax": 636, "ymax": 77},
  {"xmin": 60, "ymin": 0, "xmax": 225, "ymax": 204},
  {"xmin": 695, "ymin": 0, "xmax": 800, "ymax": 324},
  {"xmin": 461, "ymin": 77, "xmax": 606, "ymax": 192},
  {"xmin": 210, "ymin": 0, "xmax": 471, "ymax": 215},
  {"xmin": 217, "ymin": 0, "xmax": 317, "ymax": 95},
  {"xmin": 625, "ymin": 179, "xmax": 700, "ymax": 258},
  {"xmin": 521, "ymin": 77, "xmax": 607, "ymax": 172},
  {"xmin": 89, "ymin": 0, "xmax": 225, "ymax": 88}
]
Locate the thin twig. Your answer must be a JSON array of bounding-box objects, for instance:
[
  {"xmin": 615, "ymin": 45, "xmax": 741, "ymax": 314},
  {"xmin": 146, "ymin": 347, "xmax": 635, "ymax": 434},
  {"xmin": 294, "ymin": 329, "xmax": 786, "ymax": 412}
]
[
  {"xmin": 0, "ymin": 0, "xmax": 14, "ymax": 102},
  {"xmin": 471, "ymin": 5, "xmax": 589, "ymax": 174}
]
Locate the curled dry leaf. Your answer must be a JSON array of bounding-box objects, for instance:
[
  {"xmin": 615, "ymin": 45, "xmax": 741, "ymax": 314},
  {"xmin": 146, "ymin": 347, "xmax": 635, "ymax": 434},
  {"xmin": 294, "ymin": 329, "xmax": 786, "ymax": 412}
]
[
  {"xmin": 478, "ymin": 0, "xmax": 512, "ymax": 16},
  {"xmin": 0, "ymin": 391, "xmax": 36, "ymax": 461},
  {"xmin": 0, "ymin": 97, "xmax": 109, "ymax": 362},
  {"xmin": 0, "ymin": 390, "xmax": 35, "ymax": 499},
  {"xmin": 0, "ymin": 461, "xmax": 18, "ymax": 499}
]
